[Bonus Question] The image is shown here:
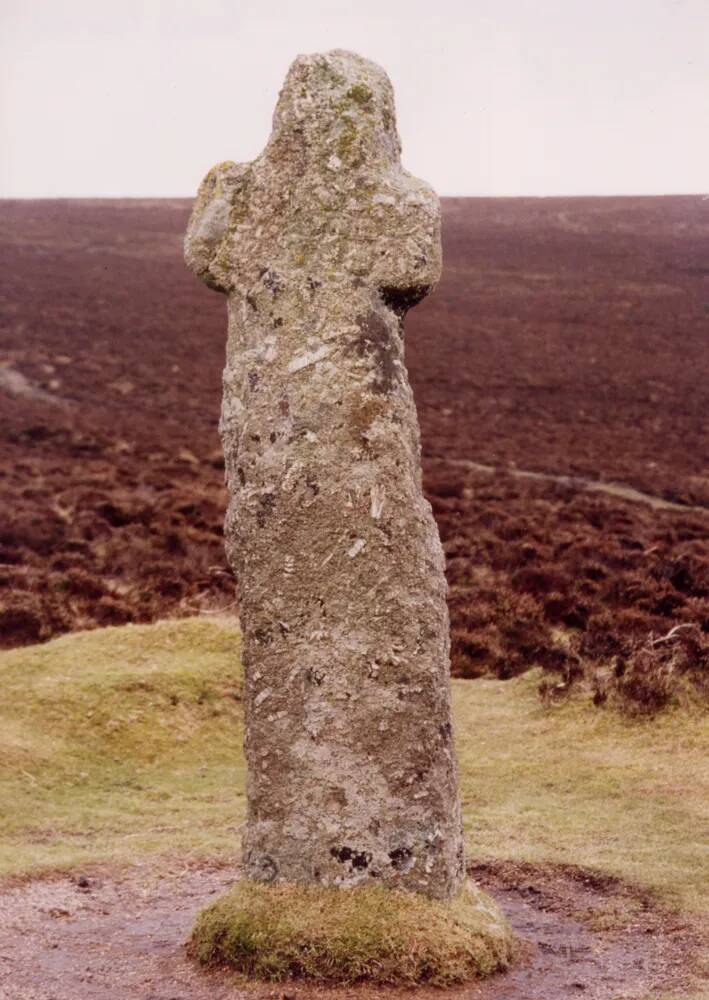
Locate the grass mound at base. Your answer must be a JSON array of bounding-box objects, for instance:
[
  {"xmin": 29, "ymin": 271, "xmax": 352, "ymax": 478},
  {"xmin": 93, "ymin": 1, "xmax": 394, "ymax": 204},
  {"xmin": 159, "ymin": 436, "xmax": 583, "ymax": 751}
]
[{"xmin": 188, "ymin": 878, "xmax": 515, "ymax": 985}]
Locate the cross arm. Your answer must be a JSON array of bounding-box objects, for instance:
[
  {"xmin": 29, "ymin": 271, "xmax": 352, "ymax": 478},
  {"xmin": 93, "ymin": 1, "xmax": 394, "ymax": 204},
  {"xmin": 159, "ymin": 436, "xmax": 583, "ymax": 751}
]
[
  {"xmin": 184, "ymin": 160, "xmax": 252, "ymax": 293},
  {"xmin": 368, "ymin": 170, "xmax": 442, "ymax": 314}
]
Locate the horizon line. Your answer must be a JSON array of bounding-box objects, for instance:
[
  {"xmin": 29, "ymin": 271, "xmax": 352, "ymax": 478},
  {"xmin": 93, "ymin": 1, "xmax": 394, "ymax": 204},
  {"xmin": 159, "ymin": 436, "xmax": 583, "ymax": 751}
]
[{"xmin": 1, "ymin": 192, "xmax": 707, "ymax": 202}]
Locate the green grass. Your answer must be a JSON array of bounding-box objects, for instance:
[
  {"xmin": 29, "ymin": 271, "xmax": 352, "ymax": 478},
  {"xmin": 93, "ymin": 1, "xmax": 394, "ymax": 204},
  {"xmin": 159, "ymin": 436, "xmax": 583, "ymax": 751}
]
[
  {"xmin": 454, "ymin": 673, "xmax": 709, "ymax": 914},
  {"xmin": 0, "ymin": 617, "xmax": 245, "ymax": 875},
  {"xmin": 0, "ymin": 617, "xmax": 707, "ymax": 921},
  {"xmin": 189, "ymin": 879, "xmax": 514, "ymax": 985}
]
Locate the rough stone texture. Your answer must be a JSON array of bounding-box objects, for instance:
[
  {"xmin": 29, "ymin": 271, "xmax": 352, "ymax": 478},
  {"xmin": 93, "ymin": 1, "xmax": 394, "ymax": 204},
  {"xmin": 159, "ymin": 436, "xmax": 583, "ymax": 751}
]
[{"xmin": 185, "ymin": 49, "xmax": 464, "ymax": 899}]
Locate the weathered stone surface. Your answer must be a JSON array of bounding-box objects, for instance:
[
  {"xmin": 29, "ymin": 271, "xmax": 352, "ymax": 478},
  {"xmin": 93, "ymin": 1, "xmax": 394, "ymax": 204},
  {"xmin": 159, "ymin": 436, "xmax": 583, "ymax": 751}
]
[{"xmin": 185, "ymin": 49, "xmax": 464, "ymax": 899}]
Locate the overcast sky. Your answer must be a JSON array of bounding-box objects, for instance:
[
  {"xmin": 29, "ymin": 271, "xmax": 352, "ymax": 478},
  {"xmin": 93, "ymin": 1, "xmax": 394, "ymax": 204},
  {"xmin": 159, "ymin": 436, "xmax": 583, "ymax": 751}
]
[{"xmin": 1, "ymin": 0, "xmax": 708, "ymax": 198}]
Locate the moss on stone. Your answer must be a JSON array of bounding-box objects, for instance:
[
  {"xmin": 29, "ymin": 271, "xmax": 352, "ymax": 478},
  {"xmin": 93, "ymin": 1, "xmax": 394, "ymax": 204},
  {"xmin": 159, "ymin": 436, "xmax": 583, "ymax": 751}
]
[
  {"xmin": 205, "ymin": 161, "xmax": 237, "ymax": 200},
  {"xmin": 346, "ymin": 83, "xmax": 373, "ymax": 107},
  {"xmin": 188, "ymin": 879, "xmax": 515, "ymax": 985},
  {"xmin": 336, "ymin": 118, "xmax": 359, "ymax": 163}
]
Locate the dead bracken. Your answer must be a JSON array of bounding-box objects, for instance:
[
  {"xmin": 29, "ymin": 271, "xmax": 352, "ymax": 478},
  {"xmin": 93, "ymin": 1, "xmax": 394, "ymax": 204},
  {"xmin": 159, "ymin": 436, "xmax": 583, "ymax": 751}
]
[{"xmin": 1, "ymin": 197, "xmax": 706, "ymax": 717}]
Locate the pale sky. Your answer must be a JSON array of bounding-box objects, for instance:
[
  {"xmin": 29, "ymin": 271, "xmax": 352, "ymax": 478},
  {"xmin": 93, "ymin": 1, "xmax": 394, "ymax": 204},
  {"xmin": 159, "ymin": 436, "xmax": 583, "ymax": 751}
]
[{"xmin": 1, "ymin": 0, "xmax": 708, "ymax": 198}]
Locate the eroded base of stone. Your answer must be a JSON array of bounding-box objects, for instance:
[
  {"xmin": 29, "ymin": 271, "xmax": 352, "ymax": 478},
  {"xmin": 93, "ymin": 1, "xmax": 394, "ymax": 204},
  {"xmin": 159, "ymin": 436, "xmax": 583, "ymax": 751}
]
[{"xmin": 188, "ymin": 878, "xmax": 515, "ymax": 985}]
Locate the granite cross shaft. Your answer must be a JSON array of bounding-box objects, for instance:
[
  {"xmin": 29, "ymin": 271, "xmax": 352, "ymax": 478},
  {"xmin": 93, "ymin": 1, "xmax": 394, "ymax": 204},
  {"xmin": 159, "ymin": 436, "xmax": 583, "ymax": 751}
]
[{"xmin": 185, "ymin": 49, "xmax": 464, "ymax": 900}]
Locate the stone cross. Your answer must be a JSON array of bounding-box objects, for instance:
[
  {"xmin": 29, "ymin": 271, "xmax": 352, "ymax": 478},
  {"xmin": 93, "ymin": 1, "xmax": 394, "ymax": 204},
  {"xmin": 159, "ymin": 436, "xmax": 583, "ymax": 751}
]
[{"xmin": 185, "ymin": 49, "xmax": 464, "ymax": 900}]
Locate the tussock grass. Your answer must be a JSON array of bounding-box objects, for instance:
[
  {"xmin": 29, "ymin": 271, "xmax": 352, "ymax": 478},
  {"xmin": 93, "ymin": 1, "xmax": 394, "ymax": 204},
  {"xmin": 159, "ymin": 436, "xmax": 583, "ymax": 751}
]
[
  {"xmin": 189, "ymin": 879, "xmax": 514, "ymax": 985},
  {"xmin": 0, "ymin": 617, "xmax": 707, "ymax": 920}
]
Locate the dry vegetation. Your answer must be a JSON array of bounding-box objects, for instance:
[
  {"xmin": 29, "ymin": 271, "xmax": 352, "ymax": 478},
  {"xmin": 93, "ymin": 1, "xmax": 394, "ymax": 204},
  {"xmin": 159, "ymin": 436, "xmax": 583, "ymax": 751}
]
[
  {"xmin": 1, "ymin": 198, "xmax": 707, "ymax": 716},
  {"xmin": 434, "ymin": 464, "xmax": 709, "ymax": 712}
]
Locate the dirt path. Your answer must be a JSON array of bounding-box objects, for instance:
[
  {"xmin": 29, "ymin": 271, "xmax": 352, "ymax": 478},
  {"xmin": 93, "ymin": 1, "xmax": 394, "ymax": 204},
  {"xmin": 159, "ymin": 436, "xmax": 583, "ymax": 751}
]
[
  {"xmin": 436, "ymin": 457, "xmax": 709, "ymax": 515},
  {"xmin": 0, "ymin": 860, "xmax": 700, "ymax": 1000}
]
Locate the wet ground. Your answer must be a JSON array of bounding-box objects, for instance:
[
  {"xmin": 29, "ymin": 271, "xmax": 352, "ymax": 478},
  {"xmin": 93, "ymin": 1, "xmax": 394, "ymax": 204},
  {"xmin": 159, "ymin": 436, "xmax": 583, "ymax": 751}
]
[{"xmin": 0, "ymin": 860, "xmax": 700, "ymax": 1000}]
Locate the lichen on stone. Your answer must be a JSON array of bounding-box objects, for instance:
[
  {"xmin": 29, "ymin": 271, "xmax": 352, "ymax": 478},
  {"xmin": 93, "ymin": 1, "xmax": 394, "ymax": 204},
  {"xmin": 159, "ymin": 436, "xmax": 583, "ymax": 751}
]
[
  {"xmin": 184, "ymin": 49, "xmax": 462, "ymax": 901},
  {"xmin": 346, "ymin": 82, "xmax": 374, "ymax": 107}
]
